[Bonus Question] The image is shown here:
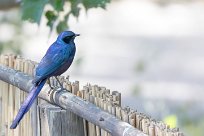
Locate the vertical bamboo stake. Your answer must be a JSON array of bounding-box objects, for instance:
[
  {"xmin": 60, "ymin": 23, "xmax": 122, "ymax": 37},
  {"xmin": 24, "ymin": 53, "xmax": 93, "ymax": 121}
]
[
  {"xmin": 136, "ymin": 113, "xmax": 141, "ymax": 130},
  {"xmin": 23, "ymin": 60, "xmax": 29, "ymax": 136},
  {"xmin": 112, "ymin": 91, "xmax": 121, "ymax": 106},
  {"xmin": 104, "ymin": 101, "xmax": 109, "ymax": 136},
  {"xmin": 148, "ymin": 122, "xmax": 155, "ymax": 136},
  {"xmin": 65, "ymin": 76, "xmax": 72, "ymax": 92},
  {"xmin": 107, "ymin": 102, "xmax": 112, "ymax": 136},
  {"xmin": 121, "ymin": 109, "xmax": 129, "ymax": 123},
  {"xmin": 82, "ymin": 89, "xmax": 89, "ymax": 136},
  {"xmin": 2, "ymin": 55, "xmax": 9, "ymax": 135},
  {"xmin": 94, "ymin": 97, "xmax": 101, "ymax": 136},
  {"xmin": 94, "ymin": 85, "xmax": 99, "ymax": 98},
  {"xmin": 88, "ymin": 95, "xmax": 96, "ymax": 136},
  {"xmin": 116, "ymin": 106, "xmax": 122, "ymax": 120},
  {"xmin": 13, "ymin": 57, "xmax": 22, "ymax": 136},
  {"xmin": 158, "ymin": 122, "xmax": 166, "ymax": 136},
  {"xmin": 99, "ymin": 87, "xmax": 105, "ymax": 99},
  {"xmin": 28, "ymin": 60, "xmax": 36, "ymax": 136},
  {"xmin": 72, "ymin": 81, "xmax": 79, "ymax": 95},
  {"xmin": 19, "ymin": 58, "xmax": 25, "ymax": 135},
  {"xmin": 140, "ymin": 115, "xmax": 145, "ymax": 131},
  {"xmin": 79, "ymin": 90, "xmax": 84, "ymax": 99},
  {"xmin": 142, "ymin": 118, "xmax": 150, "ymax": 134},
  {"xmin": 100, "ymin": 100, "xmax": 106, "ymax": 136},
  {"xmin": 0, "ymin": 55, "xmax": 4, "ymax": 134},
  {"xmin": 155, "ymin": 122, "xmax": 161, "ymax": 136},
  {"xmin": 8, "ymin": 54, "xmax": 15, "ymax": 136},
  {"xmin": 128, "ymin": 111, "xmax": 136, "ymax": 127},
  {"xmin": 98, "ymin": 97, "xmax": 103, "ymax": 136},
  {"xmin": 0, "ymin": 55, "xmax": 4, "ymax": 132},
  {"xmin": 0, "ymin": 55, "xmax": 4, "ymax": 133},
  {"xmin": 76, "ymin": 90, "xmax": 82, "ymax": 98},
  {"xmin": 111, "ymin": 105, "xmax": 116, "ymax": 116},
  {"xmin": 105, "ymin": 89, "xmax": 110, "ymax": 95}
]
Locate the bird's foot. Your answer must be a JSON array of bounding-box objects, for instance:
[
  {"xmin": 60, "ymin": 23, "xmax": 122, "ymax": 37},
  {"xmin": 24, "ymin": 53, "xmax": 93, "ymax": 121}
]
[
  {"xmin": 48, "ymin": 78, "xmax": 55, "ymax": 90},
  {"xmin": 49, "ymin": 84, "xmax": 55, "ymax": 90},
  {"xmin": 54, "ymin": 76, "xmax": 65, "ymax": 89},
  {"xmin": 51, "ymin": 76, "xmax": 71, "ymax": 93}
]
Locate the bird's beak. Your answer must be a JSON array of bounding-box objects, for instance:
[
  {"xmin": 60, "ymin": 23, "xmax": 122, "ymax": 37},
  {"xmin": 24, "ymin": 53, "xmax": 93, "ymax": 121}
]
[{"xmin": 75, "ymin": 34, "xmax": 80, "ymax": 37}]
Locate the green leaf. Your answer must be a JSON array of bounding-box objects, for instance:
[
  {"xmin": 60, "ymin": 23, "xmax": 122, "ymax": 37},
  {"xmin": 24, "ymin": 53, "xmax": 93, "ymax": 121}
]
[
  {"xmin": 56, "ymin": 21, "xmax": 68, "ymax": 34},
  {"xmin": 50, "ymin": 0, "xmax": 64, "ymax": 12},
  {"xmin": 82, "ymin": 0, "xmax": 110, "ymax": 10},
  {"xmin": 64, "ymin": 12, "xmax": 70, "ymax": 21},
  {"xmin": 21, "ymin": 0, "xmax": 49, "ymax": 24},
  {"xmin": 45, "ymin": 10, "xmax": 57, "ymax": 30},
  {"xmin": 69, "ymin": 0, "xmax": 81, "ymax": 17}
]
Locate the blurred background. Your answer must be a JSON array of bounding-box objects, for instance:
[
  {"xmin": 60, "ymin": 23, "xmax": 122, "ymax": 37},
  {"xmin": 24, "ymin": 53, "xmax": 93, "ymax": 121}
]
[{"xmin": 1, "ymin": 0, "xmax": 204, "ymax": 135}]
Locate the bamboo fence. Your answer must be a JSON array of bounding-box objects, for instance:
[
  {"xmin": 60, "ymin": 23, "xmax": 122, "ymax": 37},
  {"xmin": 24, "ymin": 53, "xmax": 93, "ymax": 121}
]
[{"xmin": 0, "ymin": 54, "xmax": 184, "ymax": 136}]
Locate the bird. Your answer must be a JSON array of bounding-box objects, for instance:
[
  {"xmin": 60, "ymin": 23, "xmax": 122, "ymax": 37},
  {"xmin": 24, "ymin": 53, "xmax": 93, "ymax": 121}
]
[{"xmin": 10, "ymin": 31, "xmax": 79, "ymax": 129}]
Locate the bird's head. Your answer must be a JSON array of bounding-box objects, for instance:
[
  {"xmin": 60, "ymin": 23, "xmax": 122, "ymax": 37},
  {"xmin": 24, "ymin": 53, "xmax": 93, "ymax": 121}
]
[{"xmin": 57, "ymin": 31, "xmax": 80, "ymax": 44}]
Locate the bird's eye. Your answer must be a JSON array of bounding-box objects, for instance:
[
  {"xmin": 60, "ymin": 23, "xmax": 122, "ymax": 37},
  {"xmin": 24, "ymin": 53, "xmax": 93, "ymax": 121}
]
[{"xmin": 63, "ymin": 36, "xmax": 72, "ymax": 44}]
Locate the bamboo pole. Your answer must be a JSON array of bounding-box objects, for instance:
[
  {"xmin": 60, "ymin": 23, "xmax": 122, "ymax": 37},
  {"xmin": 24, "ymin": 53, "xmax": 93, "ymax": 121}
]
[
  {"xmin": 88, "ymin": 95, "xmax": 96, "ymax": 136},
  {"xmin": 121, "ymin": 108, "xmax": 129, "ymax": 123},
  {"xmin": 0, "ymin": 55, "xmax": 4, "ymax": 133},
  {"xmin": 0, "ymin": 55, "xmax": 4, "ymax": 134},
  {"xmin": 13, "ymin": 57, "xmax": 22, "ymax": 136},
  {"xmin": 95, "ymin": 97, "xmax": 101, "ymax": 136},
  {"xmin": 148, "ymin": 123, "xmax": 155, "ymax": 136},
  {"xmin": 19, "ymin": 58, "xmax": 25, "ymax": 135},
  {"xmin": 112, "ymin": 91, "xmax": 121, "ymax": 106},
  {"xmin": 23, "ymin": 59, "xmax": 29, "ymax": 136},
  {"xmin": 107, "ymin": 102, "xmax": 112, "ymax": 136},
  {"xmin": 128, "ymin": 110, "xmax": 136, "ymax": 128},
  {"xmin": 2, "ymin": 55, "xmax": 9, "ymax": 135},
  {"xmin": 28, "ymin": 60, "xmax": 36, "ymax": 136},
  {"xmin": 100, "ymin": 99, "xmax": 106, "ymax": 136},
  {"xmin": 0, "ymin": 56, "xmax": 3, "ymax": 131},
  {"xmin": 8, "ymin": 54, "xmax": 15, "ymax": 136},
  {"xmin": 83, "ymin": 88, "xmax": 89, "ymax": 136}
]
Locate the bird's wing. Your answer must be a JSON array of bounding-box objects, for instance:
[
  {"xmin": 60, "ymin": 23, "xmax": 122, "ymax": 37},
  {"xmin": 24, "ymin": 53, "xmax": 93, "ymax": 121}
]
[{"xmin": 34, "ymin": 42, "xmax": 70, "ymax": 82}]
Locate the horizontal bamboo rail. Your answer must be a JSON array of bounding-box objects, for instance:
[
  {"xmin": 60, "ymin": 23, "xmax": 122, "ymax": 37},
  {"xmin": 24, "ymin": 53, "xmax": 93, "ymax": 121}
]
[{"xmin": 0, "ymin": 64, "xmax": 147, "ymax": 136}]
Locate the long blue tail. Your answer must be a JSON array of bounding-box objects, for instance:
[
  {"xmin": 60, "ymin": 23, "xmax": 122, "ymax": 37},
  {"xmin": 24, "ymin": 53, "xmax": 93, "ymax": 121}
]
[{"xmin": 10, "ymin": 79, "xmax": 46, "ymax": 129}]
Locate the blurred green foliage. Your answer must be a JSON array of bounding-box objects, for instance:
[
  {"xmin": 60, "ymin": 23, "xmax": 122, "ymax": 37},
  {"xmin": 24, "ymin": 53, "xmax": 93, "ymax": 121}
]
[
  {"xmin": 163, "ymin": 114, "xmax": 177, "ymax": 128},
  {"xmin": 0, "ymin": 41, "xmax": 22, "ymax": 54},
  {"xmin": 183, "ymin": 118, "xmax": 204, "ymax": 136},
  {"xmin": 0, "ymin": 11, "xmax": 23, "ymax": 54},
  {"xmin": 132, "ymin": 85, "xmax": 141, "ymax": 96},
  {"xmin": 134, "ymin": 60, "xmax": 146, "ymax": 73},
  {"xmin": 177, "ymin": 106, "xmax": 204, "ymax": 136},
  {"xmin": 21, "ymin": 0, "xmax": 111, "ymax": 33}
]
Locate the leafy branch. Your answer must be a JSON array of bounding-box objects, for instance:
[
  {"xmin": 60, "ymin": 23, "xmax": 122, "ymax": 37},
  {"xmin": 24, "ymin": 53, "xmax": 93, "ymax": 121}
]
[{"xmin": 21, "ymin": 0, "xmax": 111, "ymax": 33}]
